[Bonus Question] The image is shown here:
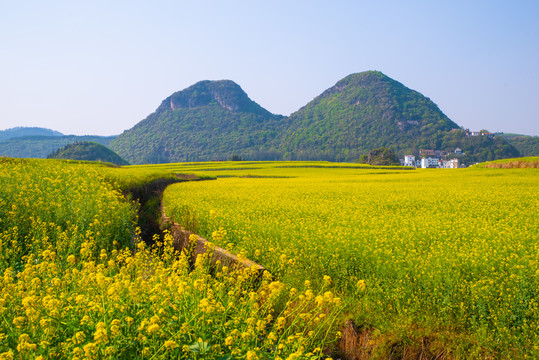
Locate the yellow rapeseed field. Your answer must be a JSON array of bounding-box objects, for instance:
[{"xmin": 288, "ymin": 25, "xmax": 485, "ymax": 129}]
[
  {"xmin": 162, "ymin": 162, "xmax": 539, "ymax": 358},
  {"xmin": 0, "ymin": 158, "xmax": 343, "ymax": 359}
]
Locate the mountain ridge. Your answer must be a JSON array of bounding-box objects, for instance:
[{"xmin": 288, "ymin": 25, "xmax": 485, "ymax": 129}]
[
  {"xmin": 0, "ymin": 135, "xmax": 116, "ymax": 159},
  {"xmin": 156, "ymin": 80, "xmax": 278, "ymax": 117},
  {"xmin": 3, "ymin": 72, "xmax": 522, "ymax": 164},
  {"xmin": 110, "ymin": 80, "xmax": 286, "ymax": 163},
  {"xmin": 0, "ymin": 127, "xmax": 63, "ymax": 141},
  {"xmin": 280, "ymin": 71, "xmax": 462, "ymax": 160},
  {"xmin": 110, "ymin": 71, "xmax": 520, "ymax": 164}
]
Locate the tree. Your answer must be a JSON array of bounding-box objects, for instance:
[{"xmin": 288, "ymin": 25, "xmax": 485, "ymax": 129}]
[
  {"xmin": 229, "ymin": 154, "xmax": 243, "ymax": 161},
  {"xmin": 363, "ymin": 147, "xmax": 400, "ymax": 166}
]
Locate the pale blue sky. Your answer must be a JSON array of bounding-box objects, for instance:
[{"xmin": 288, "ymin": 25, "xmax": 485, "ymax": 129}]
[{"xmin": 1, "ymin": 0, "xmax": 538, "ymax": 136}]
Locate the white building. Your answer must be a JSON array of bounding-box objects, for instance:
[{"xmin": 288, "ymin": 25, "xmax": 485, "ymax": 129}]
[
  {"xmin": 442, "ymin": 159, "xmax": 459, "ymax": 168},
  {"xmin": 421, "ymin": 157, "xmax": 440, "ymax": 168},
  {"xmin": 403, "ymin": 155, "xmax": 416, "ymax": 167}
]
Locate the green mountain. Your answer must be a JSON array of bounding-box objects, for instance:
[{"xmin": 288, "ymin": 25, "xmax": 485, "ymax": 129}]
[
  {"xmin": 280, "ymin": 71, "xmax": 518, "ymax": 161},
  {"xmin": 0, "ymin": 135, "xmax": 116, "ymax": 159},
  {"xmin": 500, "ymin": 134, "xmax": 539, "ymax": 157},
  {"xmin": 0, "ymin": 127, "xmax": 63, "ymax": 141},
  {"xmin": 110, "ymin": 71, "xmax": 519, "ymax": 164},
  {"xmin": 47, "ymin": 141, "xmax": 129, "ymax": 165},
  {"xmin": 110, "ymin": 80, "xmax": 286, "ymax": 164}
]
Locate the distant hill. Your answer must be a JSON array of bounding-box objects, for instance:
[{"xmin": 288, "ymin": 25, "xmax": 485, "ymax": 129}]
[
  {"xmin": 500, "ymin": 134, "xmax": 539, "ymax": 157},
  {"xmin": 0, "ymin": 127, "xmax": 63, "ymax": 141},
  {"xmin": 47, "ymin": 141, "xmax": 129, "ymax": 165},
  {"xmin": 110, "ymin": 80, "xmax": 286, "ymax": 164},
  {"xmin": 280, "ymin": 71, "xmax": 518, "ymax": 162},
  {"xmin": 106, "ymin": 72, "xmax": 521, "ymax": 164},
  {"xmin": 0, "ymin": 135, "xmax": 116, "ymax": 159}
]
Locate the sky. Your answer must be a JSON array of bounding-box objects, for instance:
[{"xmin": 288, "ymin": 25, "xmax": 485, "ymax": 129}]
[{"xmin": 0, "ymin": 0, "xmax": 538, "ymax": 136}]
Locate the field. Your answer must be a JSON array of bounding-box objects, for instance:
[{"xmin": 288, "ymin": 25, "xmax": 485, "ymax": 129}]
[
  {"xmin": 0, "ymin": 158, "xmax": 342, "ymax": 359},
  {"xmin": 1, "ymin": 158, "xmax": 538, "ymax": 359},
  {"xmin": 159, "ymin": 161, "xmax": 539, "ymax": 358}
]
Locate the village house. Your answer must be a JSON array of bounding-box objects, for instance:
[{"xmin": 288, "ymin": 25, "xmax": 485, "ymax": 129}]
[
  {"xmin": 421, "ymin": 157, "xmax": 440, "ymax": 168},
  {"xmin": 419, "ymin": 149, "xmax": 436, "ymax": 157},
  {"xmin": 403, "ymin": 155, "xmax": 416, "ymax": 166},
  {"xmin": 441, "ymin": 159, "xmax": 460, "ymax": 168}
]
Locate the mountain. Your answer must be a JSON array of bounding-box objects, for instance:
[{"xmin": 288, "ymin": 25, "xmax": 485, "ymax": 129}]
[
  {"xmin": 110, "ymin": 72, "xmax": 519, "ymax": 164},
  {"xmin": 0, "ymin": 127, "xmax": 63, "ymax": 141},
  {"xmin": 110, "ymin": 80, "xmax": 286, "ymax": 164},
  {"xmin": 47, "ymin": 141, "xmax": 129, "ymax": 165},
  {"xmin": 0, "ymin": 135, "xmax": 116, "ymax": 159},
  {"xmin": 280, "ymin": 71, "xmax": 517, "ymax": 161},
  {"xmin": 500, "ymin": 134, "xmax": 539, "ymax": 157}
]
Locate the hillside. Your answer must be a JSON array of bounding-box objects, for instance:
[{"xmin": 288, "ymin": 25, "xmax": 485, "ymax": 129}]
[
  {"xmin": 0, "ymin": 126, "xmax": 63, "ymax": 141},
  {"xmin": 112, "ymin": 72, "xmax": 519, "ymax": 164},
  {"xmin": 0, "ymin": 135, "xmax": 116, "ymax": 159},
  {"xmin": 280, "ymin": 71, "xmax": 518, "ymax": 161},
  {"xmin": 501, "ymin": 133, "xmax": 539, "ymax": 156},
  {"xmin": 110, "ymin": 80, "xmax": 286, "ymax": 164},
  {"xmin": 47, "ymin": 141, "xmax": 129, "ymax": 165}
]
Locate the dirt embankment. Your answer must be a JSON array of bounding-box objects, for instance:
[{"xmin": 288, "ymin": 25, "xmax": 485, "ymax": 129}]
[{"xmin": 484, "ymin": 160, "xmax": 539, "ymax": 168}]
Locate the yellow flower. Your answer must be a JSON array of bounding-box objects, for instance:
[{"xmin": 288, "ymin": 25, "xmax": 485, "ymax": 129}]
[
  {"xmin": 246, "ymin": 350, "xmax": 258, "ymax": 360},
  {"xmin": 356, "ymin": 279, "xmax": 366, "ymax": 292},
  {"xmin": 104, "ymin": 346, "xmax": 116, "ymax": 356},
  {"xmin": 323, "ymin": 275, "xmax": 331, "ymax": 285},
  {"xmin": 0, "ymin": 351, "xmax": 14, "ymax": 360},
  {"xmin": 147, "ymin": 323, "xmax": 160, "ymax": 335},
  {"xmin": 83, "ymin": 342, "xmax": 97, "ymax": 358},
  {"xmin": 21, "ymin": 296, "xmax": 35, "ymax": 308},
  {"xmin": 73, "ymin": 331, "xmax": 86, "ymax": 344},
  {"xmin": 164, "ymin": 340, "xmax": 178, "ymax": 349},
  {"xmin": 67, "ymin": 254, "xmax": 76, "ymax": 264},
  {"xmin": 16, "ymin": 334, "xmax": 37, "ymax": 352},
  {"xmin": 276, "ymin": 316, "xmax": 286, "ymax": 330},
  {"xmin": 110, "ymin": 319, "xmax": 121, "ymax": 336},
  {"xmin": 12, "ymin": 316, "xmax": 26, "ymax": 327},
  {"xmin": 93, "ymin": 322, "xmax": 108, "ymax": 344}
]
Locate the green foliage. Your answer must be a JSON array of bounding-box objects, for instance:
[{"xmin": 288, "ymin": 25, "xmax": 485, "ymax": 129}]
[
  {"xmin": 440, "ymin": 130, "xmax": 520, "ymax": 165},
  {"xmin": 229, "ymin": 154, "xmax": 243, "ymax": 161},
  {"xmin": 359, "ymin": 147, "xmax": 400, "ymax": 165},
  {"xmin": 111, "ymin": 80, "xmax": 286, "ymax": 164},
  {"xmin": 47, "ymin": 141, "xmax": 129, "ymax": 165},
  {"xmin": 111, "ymin": 72, "xmax": 520, "ymax": 164},
  {"xmin": 282, "ymin": 71, "xmax": 459, "ymax": 160},
  {"xmin": 501, "ymin": 134, "xmax": 539, "ymax": 156}
]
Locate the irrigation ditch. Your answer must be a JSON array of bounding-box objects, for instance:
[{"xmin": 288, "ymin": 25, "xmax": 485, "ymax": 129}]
[{"xmin": 126, "ymin": 176, "xmax": 446, "ymax": 360}]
